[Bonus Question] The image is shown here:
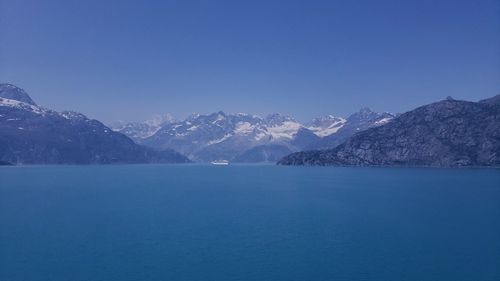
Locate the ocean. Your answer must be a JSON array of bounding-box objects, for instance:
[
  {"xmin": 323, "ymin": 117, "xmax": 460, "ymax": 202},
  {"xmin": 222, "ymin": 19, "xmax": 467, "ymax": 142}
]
[{"xmin": 1, "ymin": 165, "xmax": 499, "ymax": 281}]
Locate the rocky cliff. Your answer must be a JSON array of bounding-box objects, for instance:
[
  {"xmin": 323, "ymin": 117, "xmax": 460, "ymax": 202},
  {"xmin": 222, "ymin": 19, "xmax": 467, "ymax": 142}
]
[{"xmin": 278, "ymin": 96, "xmax": 500, "ymax": 167}]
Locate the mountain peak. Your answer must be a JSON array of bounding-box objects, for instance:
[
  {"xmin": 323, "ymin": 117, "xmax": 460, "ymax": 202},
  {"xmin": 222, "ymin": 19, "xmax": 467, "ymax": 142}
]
[
  {"xmin": 0, "ymin": 83, "xmax": 36, "ymax": 105},
  {"xmin": 357, "ymin": 107, "xmax": 374, "ymax": 114},
  {"xmin": 211, "ymin": 111, "xmax": 227, "ymax": 119},
  {"xmin": 265, "ymin": 113, "xmax": 295, "ymax": 125},
  {"xmin": 306, "ymin": 114, "xmax": 346, "ymax": 137},
  {"xmin": 0, "ymin": 85, "xmax": 190, "ymax": 164},
  {"xmin": 347, "ymin": 107, "xmax": 378, "ymax": 122},
  {"xmin": 279, "ymin": 96, "xmax": 500, "ymax": 167},
  {"xmin": 309, "ymin": 114, "xmax": 344, "ymax": 124}
]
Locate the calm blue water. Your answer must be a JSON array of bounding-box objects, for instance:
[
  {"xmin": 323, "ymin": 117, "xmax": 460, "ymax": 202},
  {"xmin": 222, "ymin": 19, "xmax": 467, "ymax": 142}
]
[{"xmin": 0, "ymin": 165, "xmax": 499, "ymax": 281}]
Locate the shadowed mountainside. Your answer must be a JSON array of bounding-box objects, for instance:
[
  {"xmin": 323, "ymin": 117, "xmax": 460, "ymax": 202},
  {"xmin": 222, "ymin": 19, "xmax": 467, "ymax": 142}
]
[
  {"xmin": 0, "ymin": 83, "xmax": 191, "ymax": 164},
  {"xmin": 278, "ymin": 96, "xmax": 500, "ymax": 167}
]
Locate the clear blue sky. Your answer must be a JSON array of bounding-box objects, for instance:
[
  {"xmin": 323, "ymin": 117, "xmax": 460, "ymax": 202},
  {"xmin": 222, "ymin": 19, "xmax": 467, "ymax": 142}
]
[{"xmin": 1, "ymin": 0, "xmax": 498, "ymax": 123}]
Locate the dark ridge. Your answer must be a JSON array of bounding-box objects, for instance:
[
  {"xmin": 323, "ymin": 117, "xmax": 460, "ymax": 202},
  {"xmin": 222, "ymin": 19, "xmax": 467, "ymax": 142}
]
[{"xmin": 278, "ymin": 96, "xmax": 500, "ymax": 167}]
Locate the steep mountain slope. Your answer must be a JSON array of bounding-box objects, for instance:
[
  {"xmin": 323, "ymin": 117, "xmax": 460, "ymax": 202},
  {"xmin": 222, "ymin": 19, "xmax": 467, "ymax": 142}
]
[
  {"xmin": 139, "ymin": 111, "xmax": 315, "ymax": 162},
  {"xmin": 306, "ymin": 108, "xmax": 394, "ymax": 150},
  {"xmin": 306, "ymin": 115, "xmax": 346, "ymax": 137},
  {"xmin": 0, "ymin": 84, "xmax": 190, "ymax": 164},
  {"xmin": 289, "ymin": 128, "xmax": 321, "ymax": 149},
  {"xmin": 114, "ymin": 107, "xmax": 393, "ymax": 162},
  {"xmin": 0, "ymin": 83, "xmax": 36, "ymax": 105},
  {"xmin": 278, "ymin": 97, "xmax": 500, "ymax": 167},
  {"xmin": 112, "ymin": 113, "xmax": 174, "ymax": 141}
]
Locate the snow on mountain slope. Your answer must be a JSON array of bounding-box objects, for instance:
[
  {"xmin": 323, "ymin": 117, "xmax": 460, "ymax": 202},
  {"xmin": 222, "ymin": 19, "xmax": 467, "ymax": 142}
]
[
  {"xmin": 0, "ymin": 96, "xmax": 91, "ymax": 122},
  {"xmin": 0, "ymin": 84, "xmax": 190, "ymax": 164},
  {"xmin": 0, "ymin": 97, "xmax": 48, "ymax": 115},
  {"xmin": 111, "ymin": 113, "xmax": 175, "ymax": 141},
  {"xmin": 306, "ymin": 108, "xmax": 395, "ymax": 150},
  {"xmin": 266, "ymin": 120, "xmax": 302, "ymax": 140},
  {"xmin": 115, "ymin": 109, "xmax": 393, "ymax": 162},
  {"xmin": 307, "ymin": 115, "xmax": 346, "ymax": 137},
  {"xmin": 0, "ymin": 83, "xmax": 36, "ymax": 105},
  {"xmin": 135, "ymin": 112, "xmax": 332, "ymax": 162},
  {"xmin": 234, "ymin": 121, "xmax": 255, "ymax": 135},
  {"xmin": 279, "ymin": 98, "xmax": 500, "ymax": 167}
]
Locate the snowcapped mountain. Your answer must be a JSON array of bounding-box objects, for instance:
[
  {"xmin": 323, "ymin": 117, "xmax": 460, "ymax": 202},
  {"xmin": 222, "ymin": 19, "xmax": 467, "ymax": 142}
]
[
  {"xmin": 0, "ymin": 83, "xmax": 190, "ymax": 164},
  {"xmin": 279, "ymin": 96, "xmax": 500, "ymax": 167},
  {"xmin": 0, "ymin": 83, "xmax": 395, "ymax": 164},
  {"xmin": 0, "ymin": 83, "xmax": 36, "ymax": 105},
  {"xmin": 112, "ymin": 113, "xmax": 175, "ymax": 141},
  {"xmin": 132, "ymin": 111, "xmax": 314, "ymax": 162},
  {"xmin": 305, "ymin": 108, "xmax": 395, "ymax": 150},
  {"xmin": 117, "ymin": 107, "xmax": 393, "ymax": 163},
  {"xmin": 140, "ymin": 111, "xmax": 295, "ymax": 161},
  {"xmin": 306, "ymin": 115, "xmax": 346, "ymax": 137}
]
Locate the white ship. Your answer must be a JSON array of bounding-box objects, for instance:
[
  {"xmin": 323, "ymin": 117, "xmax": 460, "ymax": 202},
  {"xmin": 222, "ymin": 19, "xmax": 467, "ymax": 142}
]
[{"xmin": 211, "ymin": 160, "xmax": 229, "ymax": 165}]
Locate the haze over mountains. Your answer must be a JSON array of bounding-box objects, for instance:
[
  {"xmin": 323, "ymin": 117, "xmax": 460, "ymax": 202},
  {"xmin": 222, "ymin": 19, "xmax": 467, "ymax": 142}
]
[
  {"xmin": 112, "ymin": 108, "xmax": 394, "ymax": 162},
  {"xmin": 1, "ymin": 82, "xmax": 498, "ymax": 167}
]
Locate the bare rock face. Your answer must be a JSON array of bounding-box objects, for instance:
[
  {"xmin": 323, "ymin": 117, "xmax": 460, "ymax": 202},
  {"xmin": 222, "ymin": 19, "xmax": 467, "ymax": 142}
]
[{"xmin": 278, "ymin": 96, "xmax": 500, "ymax": 167}]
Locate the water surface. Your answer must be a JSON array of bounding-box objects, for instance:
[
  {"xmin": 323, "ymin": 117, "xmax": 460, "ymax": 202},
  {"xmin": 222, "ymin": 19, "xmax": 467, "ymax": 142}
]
[{"xmin": 1, "ymin": 165, "xmax": 499, "ymax": 281}]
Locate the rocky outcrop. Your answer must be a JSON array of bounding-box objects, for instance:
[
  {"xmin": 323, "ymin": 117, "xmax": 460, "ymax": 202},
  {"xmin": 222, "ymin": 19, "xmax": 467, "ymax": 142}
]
[{"xmin": 278, "ymin": 96, "xmax": 500, "ymax": 167}]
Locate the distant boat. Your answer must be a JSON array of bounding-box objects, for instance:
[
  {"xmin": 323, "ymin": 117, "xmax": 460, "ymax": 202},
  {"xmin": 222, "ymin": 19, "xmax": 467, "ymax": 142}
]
[{"xmin": 211, "ymin": 160, "xmax": 229, "ymax": 165}]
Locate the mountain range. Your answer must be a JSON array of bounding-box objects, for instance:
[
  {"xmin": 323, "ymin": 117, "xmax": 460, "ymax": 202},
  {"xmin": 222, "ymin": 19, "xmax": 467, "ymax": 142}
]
[
  {"xmin": 3, "ymin": 82, "xmax": 497, "ymax": 167},
  {"xmin": 0, "ymin": 83, "xmax": 190, "ymax": 164},
  {"xmin": 113, "ymin": 109, "xmax": 394, "ymax": 162},
  {"xmin": 278, "ymin": 96, "xmax": 500, "ymax": 167}
]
